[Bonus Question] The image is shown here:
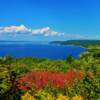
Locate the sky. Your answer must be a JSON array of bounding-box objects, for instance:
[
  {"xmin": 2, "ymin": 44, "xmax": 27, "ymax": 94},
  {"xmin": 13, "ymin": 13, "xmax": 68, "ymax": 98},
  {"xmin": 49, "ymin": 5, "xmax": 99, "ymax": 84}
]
[{"xmin": 0, "ymin": 0, "xmax": 100, "ymax": 41}]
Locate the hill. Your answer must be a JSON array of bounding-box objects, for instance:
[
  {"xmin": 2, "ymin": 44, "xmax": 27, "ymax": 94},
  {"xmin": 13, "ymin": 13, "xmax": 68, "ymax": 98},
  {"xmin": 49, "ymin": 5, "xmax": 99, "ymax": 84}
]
[{"xmin": 50, "ymin": 40, "xmax": 100, "ymax": 47}]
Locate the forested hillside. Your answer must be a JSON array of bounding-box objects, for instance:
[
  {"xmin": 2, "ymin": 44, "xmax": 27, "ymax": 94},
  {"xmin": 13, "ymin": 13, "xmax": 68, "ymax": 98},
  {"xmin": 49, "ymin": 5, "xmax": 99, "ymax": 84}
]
[{"xmin": 50, "ymin": 40, "xmax": 100, "ymax": 47}]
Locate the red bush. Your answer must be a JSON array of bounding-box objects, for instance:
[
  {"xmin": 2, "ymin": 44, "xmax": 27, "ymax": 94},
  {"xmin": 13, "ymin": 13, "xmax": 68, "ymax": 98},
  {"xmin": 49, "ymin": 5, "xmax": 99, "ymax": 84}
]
[{"xmin": 16, "ymin": 69, "xmax": 85, "ymax": 90}]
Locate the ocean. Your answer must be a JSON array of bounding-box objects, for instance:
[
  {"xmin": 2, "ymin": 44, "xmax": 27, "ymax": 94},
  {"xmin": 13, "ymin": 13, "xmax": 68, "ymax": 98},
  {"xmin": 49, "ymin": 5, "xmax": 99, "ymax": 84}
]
[{"xmin": 0, "ymin": 43, "xmax": 86, "ymax": 59}]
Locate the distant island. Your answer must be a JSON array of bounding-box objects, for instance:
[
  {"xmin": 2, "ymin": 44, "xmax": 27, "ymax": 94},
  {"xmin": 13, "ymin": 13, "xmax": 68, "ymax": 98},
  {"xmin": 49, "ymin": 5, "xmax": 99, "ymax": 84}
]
[{"xmin": 50, "ymin": 40, "xmax": 100, "ymax": 47}]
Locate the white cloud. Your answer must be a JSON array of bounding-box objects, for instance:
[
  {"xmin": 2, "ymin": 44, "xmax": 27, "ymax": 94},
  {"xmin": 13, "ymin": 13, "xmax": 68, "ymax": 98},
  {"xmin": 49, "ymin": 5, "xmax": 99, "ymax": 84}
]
[
  {"xmin": 32, "ymin": 27, "xmax": 50, "ymax": 35},
  {"xmin": 32, "ymin": 27, "xmax": 63, "ymax": 36},
  {"xmin": 0, "ymin": 25, "xmax": 63, "ymax": 37},
  {"xmin": 0, "ymin": 25, "xmax": 31, "ymax": 33},
  {"xmin": 0, "ymin": 25, "xmax": 93, "ymax": 40}
]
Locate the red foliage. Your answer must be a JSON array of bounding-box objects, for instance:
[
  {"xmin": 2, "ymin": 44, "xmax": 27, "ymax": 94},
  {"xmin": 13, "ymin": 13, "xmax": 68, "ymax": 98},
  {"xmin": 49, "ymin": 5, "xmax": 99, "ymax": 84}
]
[
  {"xmin": 16, "ymin": 77, "xmax": 33, "ymax": 89},
  {"xmin": 50, "ymin": 72, "xmax": 65, "ymax": 88},
  {"xmin": 16, "ymin": 69, "xmax": 85, "ymax": 90}
]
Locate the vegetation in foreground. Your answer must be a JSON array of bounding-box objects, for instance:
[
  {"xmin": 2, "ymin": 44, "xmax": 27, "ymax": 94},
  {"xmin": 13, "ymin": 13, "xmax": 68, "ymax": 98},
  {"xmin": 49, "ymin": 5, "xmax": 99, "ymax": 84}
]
[{"xmin": 0, "ymin": 45, "xmax": 100, "ymax": 100}]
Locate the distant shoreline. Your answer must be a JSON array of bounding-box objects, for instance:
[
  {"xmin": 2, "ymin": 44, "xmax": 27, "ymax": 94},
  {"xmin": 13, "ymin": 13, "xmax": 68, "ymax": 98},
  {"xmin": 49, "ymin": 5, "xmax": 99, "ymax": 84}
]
[{"xmin": 50, "ymin": 40, "xmax": 100, "ymax": 48}]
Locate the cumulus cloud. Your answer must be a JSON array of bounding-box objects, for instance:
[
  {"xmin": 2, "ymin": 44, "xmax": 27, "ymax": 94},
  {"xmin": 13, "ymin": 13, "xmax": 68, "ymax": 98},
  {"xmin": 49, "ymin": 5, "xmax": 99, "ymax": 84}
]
[
  {"xmin": 32, "ymin": 27, "xmax": 63, "ymax": 36},
  {"xmin": 32, "ymin": 27, "xmax": 50, "ymax": 34},
  {"xmin": 0, "ymin": 25, "xmax": 63, "ymax": 37},
  {"xmin": 0, "ymin": 25, "xmax": 31, "ymax": 33},
  {"xmin": 0, "ymin": 25, "xmax": 89, "ymax": 39}
]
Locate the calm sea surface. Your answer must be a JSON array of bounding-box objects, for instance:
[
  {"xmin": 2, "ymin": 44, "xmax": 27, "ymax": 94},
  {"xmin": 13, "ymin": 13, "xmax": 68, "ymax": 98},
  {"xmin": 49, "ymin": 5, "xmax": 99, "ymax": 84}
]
[{"xmin": 0, "ymin": 43, "xmax": 86, "ymax": 59}]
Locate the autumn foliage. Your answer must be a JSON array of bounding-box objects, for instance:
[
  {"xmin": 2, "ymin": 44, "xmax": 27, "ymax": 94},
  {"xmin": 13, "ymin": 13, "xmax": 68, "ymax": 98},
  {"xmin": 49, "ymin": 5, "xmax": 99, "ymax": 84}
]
[{"xmin": 16, "ymin": 69, "xmax": 85, "ymax": 90}]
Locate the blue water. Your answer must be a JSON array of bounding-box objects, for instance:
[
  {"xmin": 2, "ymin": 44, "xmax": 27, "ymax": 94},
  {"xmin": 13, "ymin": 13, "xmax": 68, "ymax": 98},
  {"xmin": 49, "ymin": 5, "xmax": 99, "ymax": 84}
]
[{"xmin": 0, "ymin": 44, "xmax": 86, "ymax": 59}]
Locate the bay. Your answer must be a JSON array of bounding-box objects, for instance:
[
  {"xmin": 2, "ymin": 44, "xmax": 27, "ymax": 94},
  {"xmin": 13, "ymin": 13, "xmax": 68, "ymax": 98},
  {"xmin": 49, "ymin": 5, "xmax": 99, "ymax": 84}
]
[{"xmin": 0, "ymin": 43, "xmax": 86, "ymax": 59}]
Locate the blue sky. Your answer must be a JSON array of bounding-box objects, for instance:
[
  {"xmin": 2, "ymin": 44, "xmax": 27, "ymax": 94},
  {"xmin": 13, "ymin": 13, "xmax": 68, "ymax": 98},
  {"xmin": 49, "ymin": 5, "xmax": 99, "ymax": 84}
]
[{"xmin": 0, "ymin": 0, "xmax": 100, "ymax": 41}]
